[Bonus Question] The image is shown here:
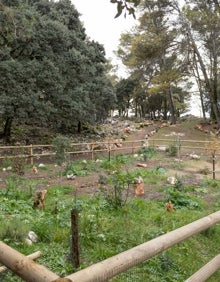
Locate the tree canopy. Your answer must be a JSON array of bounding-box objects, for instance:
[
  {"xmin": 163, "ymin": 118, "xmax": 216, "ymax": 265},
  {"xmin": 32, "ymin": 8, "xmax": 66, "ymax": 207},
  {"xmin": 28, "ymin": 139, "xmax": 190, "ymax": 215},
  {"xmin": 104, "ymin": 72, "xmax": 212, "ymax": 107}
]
[
  {"xmin": 0, "ymin": 0, "xmax": 116, "ymax": 142},
  {"xmin": 114, "ymin": 0, "xmax": 220, "ymax": 126}
]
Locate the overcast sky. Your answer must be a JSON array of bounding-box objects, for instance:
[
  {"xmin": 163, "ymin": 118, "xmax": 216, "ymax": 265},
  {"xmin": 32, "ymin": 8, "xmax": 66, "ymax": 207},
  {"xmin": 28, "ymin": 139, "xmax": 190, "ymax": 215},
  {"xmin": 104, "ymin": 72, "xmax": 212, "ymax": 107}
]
[{"xmin": 72, "ymin": 0, "xmax": 137, "ymax": 75}]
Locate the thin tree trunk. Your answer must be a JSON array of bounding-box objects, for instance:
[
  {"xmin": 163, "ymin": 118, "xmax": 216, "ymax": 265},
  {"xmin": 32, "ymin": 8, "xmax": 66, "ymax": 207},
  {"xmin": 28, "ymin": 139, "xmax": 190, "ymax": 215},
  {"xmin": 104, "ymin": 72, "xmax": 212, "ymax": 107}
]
[
  {"xmin": 192, "ymin": 55, "xmax": 206, "ymax": 119},
  {"xmin": 77, "ymin": 121, "xmax": 81, "ymax": 133},
  {"xmin": 175, "ymin": 2, "xmax": 220, "ymax": 128},
  {"xmin": 167, "ymin": 86, "xmax": 176, "ymax": 124},
  {"xmin": 3, "ymin": 117, "xmax": 13, "ymax": 143}
]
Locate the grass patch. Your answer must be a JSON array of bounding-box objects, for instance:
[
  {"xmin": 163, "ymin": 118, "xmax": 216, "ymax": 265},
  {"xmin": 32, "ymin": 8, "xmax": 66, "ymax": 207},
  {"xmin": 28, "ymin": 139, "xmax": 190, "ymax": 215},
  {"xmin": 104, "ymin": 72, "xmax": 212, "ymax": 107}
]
[{"xmin": 1, "ymin": 150, "xmax": 220, "ymax": 281}]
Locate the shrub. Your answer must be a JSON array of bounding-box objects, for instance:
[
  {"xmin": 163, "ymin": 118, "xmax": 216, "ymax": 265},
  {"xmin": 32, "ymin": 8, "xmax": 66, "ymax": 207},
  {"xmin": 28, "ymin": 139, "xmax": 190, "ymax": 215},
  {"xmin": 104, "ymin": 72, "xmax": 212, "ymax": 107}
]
[
  {"xmin": 166, "ymin": 144, "xmax": 178, "ymax": 157},
  {"xmin": 0, "ymin": 219, "xmax": 29, "ymax": 244},
  {"xmin": 165, "ymin": 187, "xmax": 202, "ymax": 210},
  {"xmin": 100, "ymin": 154, "xmax": 130, "ymax": 171},
  {"xmin": 100, "ymin": 170, "xmax": 133, "ymax": 209},
  {"xmin": 139, "ymin": 147, "xmax": 156, "ymax": 160},
  {"xmin": 52, "ymin": 135, "xmax": 71, "ymax": 165}
]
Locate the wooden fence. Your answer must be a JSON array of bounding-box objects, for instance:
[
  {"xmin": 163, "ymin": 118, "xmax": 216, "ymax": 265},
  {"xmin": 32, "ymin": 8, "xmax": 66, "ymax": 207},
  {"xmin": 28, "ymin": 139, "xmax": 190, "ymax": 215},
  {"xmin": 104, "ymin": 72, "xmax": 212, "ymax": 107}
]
[
  {"xmin": 0, "ymin": 138, "xmax": 219, "ymax": 165},
  {"xmin": 0, "ymin": 138, "xmax": 220, "ymax": 280},
  {"xmin": 0, "ymin": 211, "xmax": 220, "ymax": 281}
]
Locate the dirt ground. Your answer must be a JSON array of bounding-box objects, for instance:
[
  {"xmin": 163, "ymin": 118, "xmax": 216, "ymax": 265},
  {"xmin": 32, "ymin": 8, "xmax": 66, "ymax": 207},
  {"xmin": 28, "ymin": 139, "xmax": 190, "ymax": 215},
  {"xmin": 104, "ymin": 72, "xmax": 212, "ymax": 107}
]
[{"xmin": 0, "ymin": 118, "xmax": 219, "ymax": 200}]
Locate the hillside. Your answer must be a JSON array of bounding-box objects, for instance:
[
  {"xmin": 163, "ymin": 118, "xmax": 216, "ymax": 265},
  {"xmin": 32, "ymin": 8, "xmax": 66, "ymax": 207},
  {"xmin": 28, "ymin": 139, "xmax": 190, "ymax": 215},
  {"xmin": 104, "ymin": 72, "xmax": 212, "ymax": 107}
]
[{"xmin": 1, "ymin": 116, "xmax": 219, "ymax": 197}]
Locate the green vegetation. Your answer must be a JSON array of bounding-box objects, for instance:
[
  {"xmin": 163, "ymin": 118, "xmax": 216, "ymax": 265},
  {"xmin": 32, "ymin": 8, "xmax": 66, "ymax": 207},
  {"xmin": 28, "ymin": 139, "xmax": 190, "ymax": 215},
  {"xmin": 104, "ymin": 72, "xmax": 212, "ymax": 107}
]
[
  {"xmin": 1, "ymin": 151, "xmax": 220, "ymax": 281},
  {"xmin": 0, "ymin": 0, "xmax": 116, "ymax": 143},
  {"xmin": 52, "ymin": 136, "xmax": 72, "ymax": 165}
]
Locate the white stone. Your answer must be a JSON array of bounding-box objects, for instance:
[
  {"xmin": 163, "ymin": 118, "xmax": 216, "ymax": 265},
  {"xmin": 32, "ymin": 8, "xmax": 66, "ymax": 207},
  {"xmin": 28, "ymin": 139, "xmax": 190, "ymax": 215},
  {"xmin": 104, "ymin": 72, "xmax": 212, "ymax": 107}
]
[
  {"xmin": 28, "ymin": 231, "xmax": 38, "ymax": 243},
  {"xmin": 167, "ymin": 176, "xmax": 177, "ymax": 185}
]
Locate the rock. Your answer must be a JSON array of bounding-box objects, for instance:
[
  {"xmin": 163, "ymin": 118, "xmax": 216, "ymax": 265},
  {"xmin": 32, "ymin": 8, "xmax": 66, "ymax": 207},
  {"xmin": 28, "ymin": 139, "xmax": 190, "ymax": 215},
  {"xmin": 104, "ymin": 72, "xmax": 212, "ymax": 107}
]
[
  {"xmin": 167, "ymin": 176, "xmax": 177, "ymax": 185},
  {"xmin": 28, "ymin": 231, "xmax": 38, "ymax": 243},
  {"xmin": 67, "ymin": 174, "xmax": 76, "ymax": 180},
  {"xmin": 156, "ymin": 146, "xmax": 167, "ymax": 151},
  {"xmin": 189, "ymin": 154, "xmax": 200, "ymax": 160},
  {"xmin": 25, "ymin": 238, "xmax": 33, "ymax": 245}
]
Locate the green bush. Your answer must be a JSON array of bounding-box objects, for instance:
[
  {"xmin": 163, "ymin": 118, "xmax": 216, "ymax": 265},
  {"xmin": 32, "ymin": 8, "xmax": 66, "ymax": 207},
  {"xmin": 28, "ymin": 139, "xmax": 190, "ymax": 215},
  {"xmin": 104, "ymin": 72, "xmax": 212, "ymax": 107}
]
[
  {"xmin": 100, "ymin": 170, "xmax": 133, "ymax": 209},
  {"xmin": 0, "ymin": 219, "xmax": 29, "ymax": 244},
  {"xmin": 52, "ymin": 135, "xmax": 71, "ymax": 165},
  {"xmin": 166, "ymin": 144, "xmax": 178, "ymax": 157},
  {"xmin": 139, "ymin": 146, "xmax": 156, "ymax": 160},
  {"xmin": 165, "ymin": 187, "xmax": 202, "ymax": 210}
]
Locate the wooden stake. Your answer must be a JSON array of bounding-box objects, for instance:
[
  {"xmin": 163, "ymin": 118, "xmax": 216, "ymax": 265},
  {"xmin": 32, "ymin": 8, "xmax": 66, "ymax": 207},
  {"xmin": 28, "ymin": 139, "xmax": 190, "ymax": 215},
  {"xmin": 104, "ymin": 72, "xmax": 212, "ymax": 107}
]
[
  {"xmin": 65, "ymin": 211, "xmax": 220, "ymax": 281},
  {"xmin": 71, "ymin": 208, "xmax": 80, "ymax": 268}
]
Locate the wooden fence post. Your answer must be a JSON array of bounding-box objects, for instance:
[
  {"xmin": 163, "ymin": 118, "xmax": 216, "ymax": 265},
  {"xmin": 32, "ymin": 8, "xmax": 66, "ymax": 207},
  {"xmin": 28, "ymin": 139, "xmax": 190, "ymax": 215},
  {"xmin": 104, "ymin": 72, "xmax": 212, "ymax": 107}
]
[
  {"xmin": 177, "ymin": 136, "xmax": 181, "ymax": 161},
  {"xmin": 70, "ymin": 208, "xmax": 80, "ymax": 268},
  {"xmin": 65, "ymin": 210, "xmax": 220, "ymax": 282},
  {"xmin": 108, "ymin": 146, "xmax": 111, "ymax": 162},
  {"xmin": 30, "ymin": 144, "xmax": 33, "ymax": 165},
  {"xmin": 91, "ymin": 144, "xmax": 94, "ymax": 160},
  {"xmin": 212, "ymin": 151, "xmax": 216, "ymax": 180}
]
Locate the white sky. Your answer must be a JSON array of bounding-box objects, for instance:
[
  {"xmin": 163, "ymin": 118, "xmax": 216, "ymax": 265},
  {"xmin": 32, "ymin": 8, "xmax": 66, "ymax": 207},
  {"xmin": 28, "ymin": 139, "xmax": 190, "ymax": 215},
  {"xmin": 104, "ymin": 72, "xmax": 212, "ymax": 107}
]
[{"xmin": 72, "ymin": 0, "xmax": 137, "ymax": 76}]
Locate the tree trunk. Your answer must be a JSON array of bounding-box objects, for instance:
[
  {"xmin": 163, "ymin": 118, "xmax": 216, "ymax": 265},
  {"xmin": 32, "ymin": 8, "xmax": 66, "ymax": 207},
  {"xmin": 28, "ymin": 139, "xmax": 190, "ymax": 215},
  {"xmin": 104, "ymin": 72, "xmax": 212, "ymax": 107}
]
[
  {"xmin": 192, "ymin": 56, "xmax": 206, "ymax": 119},
  {"xmin": 176, "ymin": 4, "xmax": 220, "ymax": 128},
  {"xmin": 167, "ymin": 86, "xmax": 176, "ymax": 124},
  {"xmin": 77, "ymin": 121, "xmax": 81, "ymax": 133},
  {"xmin": 192, "ymin": 39, "xmax": 220, "ymax": 125},
  {"xmin": 3, "ymin": 117, "xmax": 13, "ymax": 143}
]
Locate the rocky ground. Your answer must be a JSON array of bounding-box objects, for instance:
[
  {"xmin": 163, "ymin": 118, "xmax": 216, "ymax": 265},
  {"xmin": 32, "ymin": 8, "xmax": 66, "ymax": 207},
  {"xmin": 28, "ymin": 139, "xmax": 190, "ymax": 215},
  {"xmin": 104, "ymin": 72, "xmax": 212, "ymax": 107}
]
[{"xmin": 0, "ymin": 117, "xmax": 219, "ymax": 201}]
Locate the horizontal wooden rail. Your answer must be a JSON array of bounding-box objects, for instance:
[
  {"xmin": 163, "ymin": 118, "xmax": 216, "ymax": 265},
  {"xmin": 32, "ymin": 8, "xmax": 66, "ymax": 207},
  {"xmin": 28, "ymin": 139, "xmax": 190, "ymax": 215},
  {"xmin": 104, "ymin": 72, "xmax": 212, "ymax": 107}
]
[
  {"xmin": 0, "ymin": 139, "xmax": 218, "ymax": 164},
  {"xmin": 64, "ymin": 210, "xmax": 220, "ymax": 282},
  {"xmin": 186, "ymin": 254, "xmax": 220, "ymax": 282},
  {"xmin": 0, "ymin": 251, "xmax": 42, "ymax": 273},
  {"xmin": 0, "ymin": 212, "xmax": 220, "ymax": 281},
  {"xmin": 0, "ymin": 242, "xmax": 60, "ymax": 281}
]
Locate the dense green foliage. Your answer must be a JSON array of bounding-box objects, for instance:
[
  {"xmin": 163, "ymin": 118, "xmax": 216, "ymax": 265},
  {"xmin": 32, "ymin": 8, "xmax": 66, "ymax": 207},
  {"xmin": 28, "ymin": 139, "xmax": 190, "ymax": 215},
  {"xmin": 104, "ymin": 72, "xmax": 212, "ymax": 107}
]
[
  {"xmin": 1, "ymin": 0, "xmax": 220, "ymax": 144},
  {"xmin": 0, "ymin": 0, "xmax": 116, "ymax": 142}
]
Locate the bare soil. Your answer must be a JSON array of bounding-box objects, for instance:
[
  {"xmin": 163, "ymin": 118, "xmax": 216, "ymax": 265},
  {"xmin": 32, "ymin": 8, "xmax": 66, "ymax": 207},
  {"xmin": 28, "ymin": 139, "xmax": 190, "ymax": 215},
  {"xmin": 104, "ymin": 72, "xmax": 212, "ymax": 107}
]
[{"xmin": 0, "ymin": 118, "xmax": 219, "ymax": 200}]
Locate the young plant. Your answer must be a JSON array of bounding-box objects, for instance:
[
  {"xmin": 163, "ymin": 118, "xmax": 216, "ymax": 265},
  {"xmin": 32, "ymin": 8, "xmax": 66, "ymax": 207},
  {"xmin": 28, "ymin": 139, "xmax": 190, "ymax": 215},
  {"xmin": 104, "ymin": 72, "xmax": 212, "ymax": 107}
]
[
  {"xmin": 52, "ymin": 135, "xmax": 71, "ymax": 165},
  {"xmin": 165, "ymin": 186, "xmax": 202, "ymax": 210},
  {"xmin": 100, "ymin": 154, "xmax": 130, "ymax": 171},
  {"xmin": 100, "ymin": 170, "xmax": 133, "ymax": 209},
  {"xmin": 166, "ymin": 144, "xmax": 178, "ymax": 157},
  {"xmin": 139, "ymin": 146, "xmax": 156, "ymax": 161}
]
